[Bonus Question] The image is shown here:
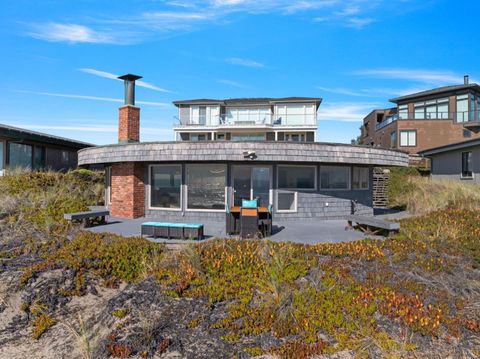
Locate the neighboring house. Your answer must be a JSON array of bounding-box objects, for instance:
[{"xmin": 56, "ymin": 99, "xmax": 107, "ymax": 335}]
[
  {"xmin": 172, "ymin": 97, "xmax": 320, "ymax": 142},
  {"xmin": 419, "ymin": 138, "xmax": 480, "ymax": 183},
  {"xmin": 78, "ymin": 74, "xmax": 408, "ymax": 220},
  {"xmin": 360, "ymin": 76, "xmax": 480, "ymax": 154},
  {"xmin": 0, "ymin": 123, "xmax": 92, "ymax": 175}
]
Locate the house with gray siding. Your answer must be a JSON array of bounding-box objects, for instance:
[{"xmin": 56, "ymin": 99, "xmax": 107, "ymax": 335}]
[
  {"xmin": 173, "ymin": 97, "xmax": 320, "ymax": 143},
  {"xmin": 0, "ymin": 123, "xmax": 92, "ymax": 175},
  {"xmin": 78, "ymin": 74, "xmax": 409, "ymax": 220},
  {"xmin": 419, "ymin": 138, "xmax": 480, "ymax": 183}
]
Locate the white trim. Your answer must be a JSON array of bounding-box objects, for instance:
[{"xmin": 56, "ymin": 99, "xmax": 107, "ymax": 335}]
[
  {"xmin": 276, "ymin": 190, "xmax": 298, "ymax": 213},
  {"xmin": 148, "ymin": 164, "xmax": 183, "ymax": 211},
  {"xmin": 184, "ymin": 163, "xmax": 227, "ymax": 212},
  {"xmin": 105, "ymin": 166, "xmax": 112, "ymax": 206},
  {"xmin": 277, "ymin": 164, "xmax": 317, "ymax": 191},
  {"xmin": 319, "ymin": 165, "xmax": 351, "ymax": 190}
]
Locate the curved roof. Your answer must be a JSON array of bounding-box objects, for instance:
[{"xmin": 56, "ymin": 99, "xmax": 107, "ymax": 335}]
[{"xmin": 78, "ymin": 141, "xmax": 408, "ymax": 167}]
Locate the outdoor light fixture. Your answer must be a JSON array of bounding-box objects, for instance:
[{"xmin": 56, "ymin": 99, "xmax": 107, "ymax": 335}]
[{"xmin": 243, "ymin": 151, "xmax": 257, "ymax": 160}]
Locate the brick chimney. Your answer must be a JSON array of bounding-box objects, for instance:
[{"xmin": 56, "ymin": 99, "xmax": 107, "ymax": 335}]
[
  {"xmin": 110, "ymin": 73, "xmax": 145, "ymax": 219},
  {"xmin": 118, "ymin": 74, "xmax": 142, "ymax": 143}
]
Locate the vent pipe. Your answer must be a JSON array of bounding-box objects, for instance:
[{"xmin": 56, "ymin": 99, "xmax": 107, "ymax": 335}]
[
  {"xmin": 118, "ymin": 74, "xmax": 142, "ymax": 106},
  {"xmin": 464, "ymin": 75, "xmax": 469, "ymax": 85}
]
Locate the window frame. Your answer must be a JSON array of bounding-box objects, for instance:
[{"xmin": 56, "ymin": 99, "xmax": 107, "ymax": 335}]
[
  {"xmin": 185, "ymin": 163, "xmax": 227, "ymax": 212},
  {"xmin": 461, "ymin": 151, "xmax": 473, "ymax": 179},
  {"xmin": 284, "ymin": 132, "xmax": 306, "ymax": 142},
  {"xmin": 319, "ymin": 165, "xmax": 351, "ymax": 191},
  {"xmin": 352, "ymin": 167, "xmax": 370, "ymax": 190},
  {"xmin": 399, "ymin": 130, "xmax": 417, "ymax": 147},
  {"xmin": 105, "ymin": 166, "xmax": 112, "ymax": 206},
  {"xmin": 276, "ymin": 190, "xmax": 298, "ymax": 213},
  {"xmin": 277, "ymin": 165, "xmax": 317, "ymax": 191},
  {"xmin": 148, "ymin": 164, "xmax": 183, "ymax": 211}
]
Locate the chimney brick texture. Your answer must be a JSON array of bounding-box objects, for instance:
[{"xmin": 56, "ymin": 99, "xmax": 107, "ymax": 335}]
[
  {"xmin": 110, "ymin": 162, "xmax": 145, "ymax": 219},
  {"xmin": 119, "ymin": 105, "xmax": 140, "ymax": 143}
]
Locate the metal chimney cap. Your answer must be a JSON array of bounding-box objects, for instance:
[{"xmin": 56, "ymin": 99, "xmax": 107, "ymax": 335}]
[
  {"xmin": 118, "ymin": 74, "xmax": 142, "ymax": 81},
  {"xmin": 464, "ymin": 75, "xmax": 469, "ymax": 84}
]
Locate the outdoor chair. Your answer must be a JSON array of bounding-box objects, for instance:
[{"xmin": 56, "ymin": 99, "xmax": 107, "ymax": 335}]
[{"xmin": 240, "ymin": 207, "xmax": 259, "ymax": 239}]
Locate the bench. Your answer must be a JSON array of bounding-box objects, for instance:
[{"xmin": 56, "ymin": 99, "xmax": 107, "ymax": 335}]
[
  {"xmin": 141, "ymin": 222, "xmax": 204, "ymax": 241},
  {"xmin": 346, "ymin": 215, "xmax": 400, "ymax": 236},
  {"xmin": 64, "ymin": 207, "xmax": 110, "ymax": 228}
]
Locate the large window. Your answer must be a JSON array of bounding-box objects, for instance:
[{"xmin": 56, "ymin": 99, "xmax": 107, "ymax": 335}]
[
  {"xmin": 414, "ymin": 98, "xmax": 449, "ymax": 119},
  {"xmin": 8, "ymin": 142, "xmax": 32, "ymax": 169},
  {"xmin": 285, "ymin": 133, "xmax": 306, "ymax": 142},
  {"xmin": 275, "ymin": 103, "xmax": 316, "ymax": 125},
  {"xmin": 461, "ymin": 151, "xmax": 473, "ymax": 178},
  {"xmin": 231, "ymin": 133, "xmax": 265, "ymax": 141},
  {"xmin": 278, "ymin": 165, "xmax": 316, "ymax": 190},
  {"xmin": 150, "ymin": 165, "xmax": 182, "ymax": 209},
  {"xmin": 320, "ymin": 166, "xmax": 350, "ymax": 190},
  {"xmin": 457, "ymin": 94, "xmax": 469, "ymax": 122},
  {"xmin": 186, "ymin": 164, "xmax": 226, "ymax": 210},
  {"xmin": 33, "ymin": 146, "xmax": 45, "ymax": 170},
  {"xmin": 190, "ymin": 133, "xmax": 207, "ymax": 141},
  {"xmin": 398, "ymin": 105, "xmax": 408, "ymax": 119},
  {"xmin": 400, "ymin": 130, "xmax": 416, "ymax": 147},
  {"xmin": 352, "ymin": 167, "xmax": 369, "ymax": 190},
  {"xmin": 226, "ymin": 107, "xmax": 271, "ymax": 125}
]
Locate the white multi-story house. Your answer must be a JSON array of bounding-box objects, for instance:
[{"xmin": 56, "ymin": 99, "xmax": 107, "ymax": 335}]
[{"xmin": 173, "ymin": 97, "xmax": 321, "ymax": 142}]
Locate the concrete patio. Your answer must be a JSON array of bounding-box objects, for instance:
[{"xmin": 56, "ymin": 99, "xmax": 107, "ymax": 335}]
[{"xmin": 86, "ymin": 215, "xmax": 390, "ymax": 244}]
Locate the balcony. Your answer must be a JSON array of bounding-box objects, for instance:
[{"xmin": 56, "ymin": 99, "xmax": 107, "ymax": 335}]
[
  {"xmin": 174, "ymin": 113, "xmax": 317, "ymax": 128},
  {"xmin": 375, "ymin": 111, "xmax": 480, "ymax": 131}
]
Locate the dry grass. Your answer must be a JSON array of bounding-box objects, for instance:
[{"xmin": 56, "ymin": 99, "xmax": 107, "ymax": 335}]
[{"xmin": 393, "ymin": 176, "xmax": 480, "ymax": 215}]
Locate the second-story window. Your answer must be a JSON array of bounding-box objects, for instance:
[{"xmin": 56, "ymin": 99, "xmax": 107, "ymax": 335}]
[
  {"xmin": 398, "ymin": 105, "xmax": 408, "ymax": 119},
  {"xmin": 414, "ymin": 98, "xmax": 449, "ymax": 120},
  {"xmin": 275, "ymin": 104, "xmax": 316, "ymax": 126},
  {"xmin": 456, "ymin": 94, "xmax": 470, "ymax": 122}
]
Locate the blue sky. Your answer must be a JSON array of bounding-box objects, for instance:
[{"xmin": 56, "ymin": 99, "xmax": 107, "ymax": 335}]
[{"xmin": 0, "ymin": 0, "xmax": 478, "ymax": 145}]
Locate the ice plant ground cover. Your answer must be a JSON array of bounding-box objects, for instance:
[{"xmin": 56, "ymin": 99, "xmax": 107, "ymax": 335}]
[{"xmin": 0, "ymin": 171, "xmax": 479, "ymax": 358}]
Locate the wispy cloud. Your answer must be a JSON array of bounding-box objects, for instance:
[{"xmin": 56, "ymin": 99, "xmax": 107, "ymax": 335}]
[
  {"xmin": 25, "ymin": 23, "xmax": 118, "ymax": 44},
  {"xmin": 24, "ymin": 1, "xmax": 387, "ymax": 44},
  {"xmin": 353, "ymin": 68, "xmax": 465, "ymax": 85},
  {"xmin": 217, "ymin": 79, "xmax": 248, "ymax": 88},
  {"xmin": 15, "ymin": 90, "xmax": 169, "ymax": 107},
  {"xmin": 78, "ymin": 68, "xmax": 172, "ymax": 93},
  {"xmin": 318, "ymin": 102, "xmax": 380, "ymax": 122},
  {"xmin": 225, "ymin": 57, "xmax": 265, "ymax": 68},
  {"xmin": 346, "ymin": 17, "xmax": 374, "ymax": 29},
  {"xmin": 316, "ymin": 85, "xmax": 428, "ymax": 98}
]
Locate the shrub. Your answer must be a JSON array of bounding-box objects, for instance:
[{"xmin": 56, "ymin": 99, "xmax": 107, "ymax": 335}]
[
  {"xmin": 50, "ymin": 232, "xmax": 165, "ymax": 282},
  {"xmin": 387, "ymin": 166, "xmax": 422, "ymax": 208}
]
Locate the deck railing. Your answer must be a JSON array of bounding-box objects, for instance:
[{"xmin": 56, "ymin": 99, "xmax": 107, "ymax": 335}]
[
  {"xmin": 174, "ymin": 114, "xmax": 317, "ymax": 127},
  {"xmin": 375, "ymin": 111, "xmax": 480, "ymax": 130}
]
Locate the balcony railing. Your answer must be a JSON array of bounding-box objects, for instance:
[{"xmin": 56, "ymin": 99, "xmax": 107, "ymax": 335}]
[
  {"xmin": 375, "ymin": 111, "xmax": 480, "ymax": 130},
  {"xmin": 174, "ymin": 114, "xmax": 317, "ymax": 127}
]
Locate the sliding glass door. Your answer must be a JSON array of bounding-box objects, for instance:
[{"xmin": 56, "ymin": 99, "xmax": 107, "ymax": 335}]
[{"xmin": 232, "ymin": 166, "xmax": 271, "ymax": 207}]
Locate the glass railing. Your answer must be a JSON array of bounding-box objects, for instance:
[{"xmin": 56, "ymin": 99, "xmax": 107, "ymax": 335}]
[
  {"xmin": 174, "ymin": 114, "xmax": 317, "ymax": 127},
  {"xmin": 375, "ymin": 111, "xmax": 480, "ymax": 130}
]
